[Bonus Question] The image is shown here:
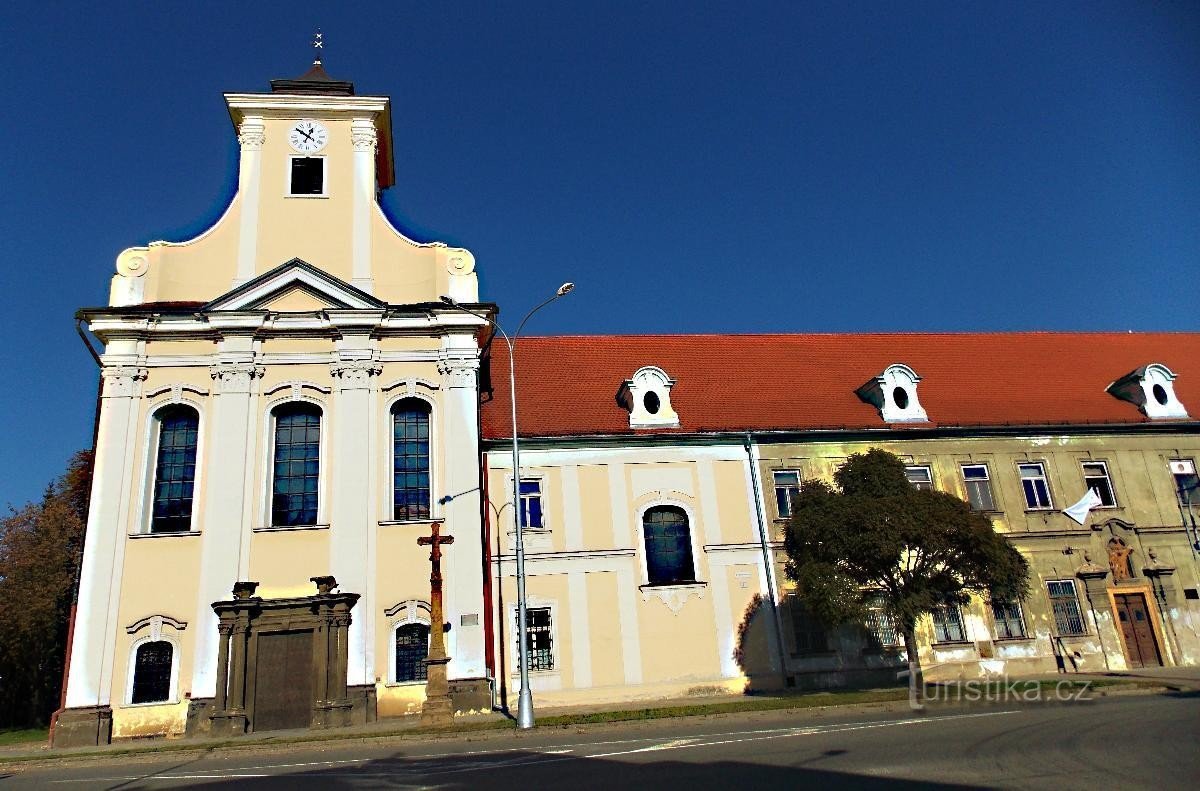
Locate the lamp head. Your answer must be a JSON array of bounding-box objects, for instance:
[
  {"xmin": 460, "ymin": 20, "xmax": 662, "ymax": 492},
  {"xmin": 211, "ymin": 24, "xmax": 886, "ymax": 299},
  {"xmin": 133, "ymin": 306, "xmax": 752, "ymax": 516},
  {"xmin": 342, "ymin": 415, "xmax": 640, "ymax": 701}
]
[
  {"xmin": 439, "ymin": 295, "xmax": 456, "ymax": 305},
  {"xmin": 557, "ymin": 282, "xmax": 575, "ymax": 297}
]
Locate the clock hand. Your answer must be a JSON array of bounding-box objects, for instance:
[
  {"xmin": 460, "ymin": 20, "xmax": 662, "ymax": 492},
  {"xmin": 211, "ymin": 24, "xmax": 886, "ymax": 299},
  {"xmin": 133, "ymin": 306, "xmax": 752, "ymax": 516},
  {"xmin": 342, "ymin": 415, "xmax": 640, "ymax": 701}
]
[{"xmin": 295, "ymin": 128, "xmax": 315, "ymax": 143}]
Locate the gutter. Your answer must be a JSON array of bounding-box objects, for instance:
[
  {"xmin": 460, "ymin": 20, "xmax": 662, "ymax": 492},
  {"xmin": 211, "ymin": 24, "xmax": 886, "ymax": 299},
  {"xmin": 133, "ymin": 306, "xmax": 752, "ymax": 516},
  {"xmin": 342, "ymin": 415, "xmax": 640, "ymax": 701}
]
[{"xmin": 743, "ymin": 433, "xmax": 790, "ymax": 686}]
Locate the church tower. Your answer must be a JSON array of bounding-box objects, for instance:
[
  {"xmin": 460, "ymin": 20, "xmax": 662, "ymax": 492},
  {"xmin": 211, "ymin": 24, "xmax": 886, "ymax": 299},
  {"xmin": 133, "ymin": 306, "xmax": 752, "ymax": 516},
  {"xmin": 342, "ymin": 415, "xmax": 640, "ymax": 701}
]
[{"xmin": 56, "ymin": 45, "xmax": 493, "ymax": 746}]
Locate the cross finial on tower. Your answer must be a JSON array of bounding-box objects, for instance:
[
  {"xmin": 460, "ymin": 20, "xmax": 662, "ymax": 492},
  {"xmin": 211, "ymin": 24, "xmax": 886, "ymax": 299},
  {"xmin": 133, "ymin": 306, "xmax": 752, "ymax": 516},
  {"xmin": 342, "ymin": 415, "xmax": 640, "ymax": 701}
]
[{"xmin": 312, "ymin": 29, "xmax": 324, "ymax": 65}]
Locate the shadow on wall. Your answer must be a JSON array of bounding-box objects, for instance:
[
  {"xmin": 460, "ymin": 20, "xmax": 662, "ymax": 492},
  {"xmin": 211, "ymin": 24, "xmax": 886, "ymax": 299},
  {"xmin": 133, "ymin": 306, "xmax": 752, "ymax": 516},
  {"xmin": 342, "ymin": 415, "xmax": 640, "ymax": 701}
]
[
  {"xmin": 180, "ymin": 750, "xmax": 985, "ymax": 789},
  {"xmin": 734, "ymin": 593, "xmax": 780, "ymax": 691}
]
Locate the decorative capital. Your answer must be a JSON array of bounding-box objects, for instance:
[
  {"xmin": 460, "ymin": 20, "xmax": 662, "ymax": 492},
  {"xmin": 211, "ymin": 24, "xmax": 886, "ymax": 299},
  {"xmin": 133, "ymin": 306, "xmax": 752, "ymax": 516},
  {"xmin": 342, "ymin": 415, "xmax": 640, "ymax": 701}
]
[
  {"xmin": 101, "ymin": 366, "xmax": 148, "ymax": 399},
  {"xmin": 210, "ymin": 363, "xmax": 265, "ymax": 394},
  {"xmin": 351, "ymin": 128, "xmax": 378, "ymax": 153},
  {"xmin": 237, "ymin": 119, "xmax": 266, "ymax": 150},
  {"xmin": 438, "ymin": 357, "xmax": 478, "ymax": 389},
  {"xmin": 330, "ymin": 360, "xmax": 382, "ymax": 389}
]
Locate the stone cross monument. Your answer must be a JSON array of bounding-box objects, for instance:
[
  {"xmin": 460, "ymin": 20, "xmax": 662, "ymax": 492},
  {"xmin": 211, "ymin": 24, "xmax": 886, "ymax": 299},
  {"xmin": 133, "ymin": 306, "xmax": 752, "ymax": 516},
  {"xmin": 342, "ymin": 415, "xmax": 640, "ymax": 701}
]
[{"xmin": 418, "ymin": 521, "xmax": 455, "ymax": 725}]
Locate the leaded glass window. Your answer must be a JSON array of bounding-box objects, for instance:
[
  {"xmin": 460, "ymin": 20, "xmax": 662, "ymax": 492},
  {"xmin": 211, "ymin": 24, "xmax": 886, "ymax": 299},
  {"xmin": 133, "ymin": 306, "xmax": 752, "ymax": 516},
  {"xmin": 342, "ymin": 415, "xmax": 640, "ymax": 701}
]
[
  {"xmin": 392, "ymin": 399, "xmax": 431, "ymax": 521},
  {"xmin": 151, "ymin": 405, "xmax": 199, "ymax": 533},
  {"xmin": 931, "ymin": 605, "xmax": 966, "ymax": 643},
  {"xmin": 394, "ymin": 623, "xmax": 430, "ymax": 683},
  {"xmin": 642, "ymin": 506, "xmax": 696, "ymax": 585},
  {"xmin": 131, "ymin": 640, "xmax": 173, "ymax": 703},
  {"xmin": 271, "ymin": 403, "xmax": 321, "ymax": 526},
  {"xmin": 1047, "ymin": 580, "xmax": 1086, "ymax": 635},
  {"xmin": 525, "ymin": 607, "xmax": 554, "ymax": 671}
]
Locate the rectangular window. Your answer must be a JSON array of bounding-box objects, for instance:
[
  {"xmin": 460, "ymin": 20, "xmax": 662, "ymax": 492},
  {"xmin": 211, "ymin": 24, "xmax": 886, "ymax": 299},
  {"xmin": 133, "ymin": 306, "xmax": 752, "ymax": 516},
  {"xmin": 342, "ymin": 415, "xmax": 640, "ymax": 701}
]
[
  {"xmin": 524, "ymin": 607, "xmax": 554, "ymax": 671},
  {"xmin": 788, "ymin": 596, "xmax": 829, "ymax": 655},
  {"xmin": 1081, "ymin": 461, "xmax": 1117, "ymax": 507},
  {"xmin": 961, "ymin": 464, "xmax": 995, "ymax": 511},
  {"xmin": 773, "ymin": 470, "xmax": 801, "ymax": 518},
  {"xmin": 1019, "ymin": 462, "xmax": 1053, "ymax": 509},
  {"xmin": 905, "ymin": 465, "xmax": 934, "ymax": 491},
  {"xmin": 1170, "ymin": 459, "xmax": 1198, "ymax": 508},
  {"xmin": 519, "ymin": 479, "xmax": 544, "ymax": 529},
  {"xmin": 991, "ymin": 599, "xmax": 1027, "ymax": 639},
  {"xmin": 931, "ymin": 605, "xmax": 966, "ymax": 643},
  {"xmin": 1047, "ymin": 580, "xmax": 1087, "ymax": 636},
  {"xmin": 864, "ymin": 597, "xmax": 900, "ymax": 648},
  {"xmin": 289, "ymin": 156, "xmax": 325, "ymax": 195}
]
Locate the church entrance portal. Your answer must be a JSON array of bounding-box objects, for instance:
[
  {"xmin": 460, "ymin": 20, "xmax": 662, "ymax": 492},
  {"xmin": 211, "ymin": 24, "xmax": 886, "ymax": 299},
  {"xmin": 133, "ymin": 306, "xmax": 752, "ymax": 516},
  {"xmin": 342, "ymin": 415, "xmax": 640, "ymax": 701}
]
[{"xmin": 253, "ymin": 630, "xmax": 315, "ymax": 731}]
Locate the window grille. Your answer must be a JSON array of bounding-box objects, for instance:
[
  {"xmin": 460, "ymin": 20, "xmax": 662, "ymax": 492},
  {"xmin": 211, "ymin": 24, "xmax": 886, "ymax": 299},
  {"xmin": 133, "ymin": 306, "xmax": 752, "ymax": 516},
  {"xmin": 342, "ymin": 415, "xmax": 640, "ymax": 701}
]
[
  {"xmin": 773, "ymin": 471, "xmax": 801, "ymax": 518},
  {"xmin": 961, "ymin": 464, "xmax": 995, "ymax": 511},
  {"xmin": 394, "ymin": 623, "xmax": 430, "ymax": 682},
  {"xmin": 131, "ymin": 641, "xmax": 173, "ymax": 704},
  {"xmin": 271, "ymin": 403, "xmax": 321, "ymax": 526},
  {"xmin": 392, "ymin": 399, "xmax": 431, "ymax": 520},
  {"xmin": 642, "ymin": 506, "xmax": 696, "ymax": 585},
  {"xmin": 864, "ymin": 600, "xmax": 901, "ymax": 648},
  {"xmin": 789, "ymin": 597, "xmax": 829, "ymax": 654},
  {"xmin": 519, "ymin": 479, "xmax": 544, "ymax": 528},
  {"xmin": 931, "ymin": 605, "xmax": 966, "ymax": 643},
  {"xmin": 1047, "ymin": 580, "xmax": 1086, "ymax": 635},
  {"xmin": 151, "ymin": 406, "xmax": 199, "ymax": 533},
  {"xmin": 524, "ymin": 607, "xmax": 554, "ymax": 671},
  {"xmin": 905, "ymin": 466, "xmax": 934, "ymax": 491},
  {"xmin": 1019, "ymin": 463, "xmax": 1053, "ymax": 509},
  {"xmin": 1081, "ymin": 461, "xmax": 1117, "ymax": 507},
  {"xmin": 991, "ymin": 599, "xmax": 1027, "ymax": 639}
]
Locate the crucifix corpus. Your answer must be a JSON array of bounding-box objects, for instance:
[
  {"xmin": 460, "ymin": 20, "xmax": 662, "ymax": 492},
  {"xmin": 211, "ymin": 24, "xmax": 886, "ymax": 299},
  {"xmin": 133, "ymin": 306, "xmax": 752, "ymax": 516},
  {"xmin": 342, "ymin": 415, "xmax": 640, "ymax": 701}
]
[{"xmin": 418, "ymin": 521, "xmax": 455, "ymax": 725}]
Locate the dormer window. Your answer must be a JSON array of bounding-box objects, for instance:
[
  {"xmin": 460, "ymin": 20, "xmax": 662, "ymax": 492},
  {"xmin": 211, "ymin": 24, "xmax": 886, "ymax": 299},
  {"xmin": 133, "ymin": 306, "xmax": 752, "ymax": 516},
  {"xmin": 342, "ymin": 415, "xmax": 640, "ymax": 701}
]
[
  {"xmin": 856, "ymin": 363, "xmax": 928, "ymax": 423},
  {"xmin": 618, "ymin": 366, "xmax": 680, "ymax": 428},
  {"xmin": 1106, "ymin": 363, "xmax": 1188, "ymax": 419},
  {"xmin": 289, "ymin": 156, "xmax": 326, "ymax": 196}
]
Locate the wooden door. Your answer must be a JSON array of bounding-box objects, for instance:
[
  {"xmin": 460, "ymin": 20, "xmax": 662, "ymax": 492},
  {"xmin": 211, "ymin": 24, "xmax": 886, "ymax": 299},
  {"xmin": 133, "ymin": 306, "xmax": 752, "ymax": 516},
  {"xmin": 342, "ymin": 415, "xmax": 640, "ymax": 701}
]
[
  {"xmin": 1114, "ymin": 593, "xmax": 1162, "ymax": 668},
  {"xmin": 253, "ymin": 630, "xmax": 314, "ymax": 731}
]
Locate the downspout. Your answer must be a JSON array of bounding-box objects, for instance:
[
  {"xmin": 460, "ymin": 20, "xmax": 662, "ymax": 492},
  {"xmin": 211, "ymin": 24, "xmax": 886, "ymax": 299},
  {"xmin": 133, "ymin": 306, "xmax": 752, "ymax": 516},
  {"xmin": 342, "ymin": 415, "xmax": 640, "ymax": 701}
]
[
  {"xmin": 51, "ymin": 318, "xmax": 104, "ymax": 742},
  {"xmin": 744, "ymin": 433, "xmax": 789, "ymax": 686}
]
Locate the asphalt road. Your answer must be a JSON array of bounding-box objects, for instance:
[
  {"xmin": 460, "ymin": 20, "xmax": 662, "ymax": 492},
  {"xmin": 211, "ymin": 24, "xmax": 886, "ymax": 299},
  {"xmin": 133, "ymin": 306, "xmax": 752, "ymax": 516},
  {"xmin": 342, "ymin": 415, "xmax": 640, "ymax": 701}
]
[{"xmin": 3, "ymin": 693, "xmax": 1198, "ymax": 789}]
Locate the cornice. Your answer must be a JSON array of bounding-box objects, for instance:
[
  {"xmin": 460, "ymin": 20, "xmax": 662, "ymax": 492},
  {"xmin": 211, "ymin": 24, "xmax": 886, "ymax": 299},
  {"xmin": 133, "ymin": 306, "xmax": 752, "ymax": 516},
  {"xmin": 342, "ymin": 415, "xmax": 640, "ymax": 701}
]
[{"xmin": 224, "ymin": 93, "xmax": 390, "ymax": 122}]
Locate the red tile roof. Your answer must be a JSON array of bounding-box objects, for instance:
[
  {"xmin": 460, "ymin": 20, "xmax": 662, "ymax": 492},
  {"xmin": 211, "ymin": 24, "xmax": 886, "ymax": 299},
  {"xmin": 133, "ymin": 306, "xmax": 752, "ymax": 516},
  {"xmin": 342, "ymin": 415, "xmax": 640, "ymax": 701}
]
[{"xmin": 480, "ymin": 332, "xmax": 1200, "ymax": 440}]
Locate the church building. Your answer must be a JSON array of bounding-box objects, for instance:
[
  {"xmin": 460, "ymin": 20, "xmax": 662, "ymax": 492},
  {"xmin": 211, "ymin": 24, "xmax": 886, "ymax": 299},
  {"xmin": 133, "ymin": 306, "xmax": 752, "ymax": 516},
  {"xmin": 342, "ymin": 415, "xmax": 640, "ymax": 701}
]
[{"xmin": 55, "ymin": 56, "xmax": 1200, "ymax": 746}]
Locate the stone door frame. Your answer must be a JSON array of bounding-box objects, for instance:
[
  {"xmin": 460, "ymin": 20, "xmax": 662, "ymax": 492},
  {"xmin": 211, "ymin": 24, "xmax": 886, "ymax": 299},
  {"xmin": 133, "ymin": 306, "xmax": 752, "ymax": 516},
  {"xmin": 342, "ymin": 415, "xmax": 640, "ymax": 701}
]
[{"xmin": 1106, "ymin": 583, "xmax": 1168, "ymax": 669}]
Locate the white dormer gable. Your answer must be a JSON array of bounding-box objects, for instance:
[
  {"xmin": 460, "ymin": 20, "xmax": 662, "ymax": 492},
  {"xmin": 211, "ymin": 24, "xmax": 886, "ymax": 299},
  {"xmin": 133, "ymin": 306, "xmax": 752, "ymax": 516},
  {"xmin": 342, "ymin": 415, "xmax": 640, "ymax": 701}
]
[
  {"xmin": 618, "ymin": 366, "xmax": 680, "ymax": 429},
  {"xmin": 856, "ymin": 363, "xmax": 929, "ymax": 423},
  {"xmin": 203, "ymin": 259, "xmax": 386, "ymax": 312},
  {"xmin": 1107, "ymin": 362, "xmax": 1188, "ymax": 419}
]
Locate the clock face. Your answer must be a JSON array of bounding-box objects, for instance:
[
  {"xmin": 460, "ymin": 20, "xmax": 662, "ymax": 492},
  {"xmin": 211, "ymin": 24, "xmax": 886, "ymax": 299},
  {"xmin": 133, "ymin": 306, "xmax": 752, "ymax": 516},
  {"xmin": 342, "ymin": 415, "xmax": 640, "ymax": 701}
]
[{"xmin": 288, "ymin": 120, "xmax": 329, "ymax": 153}]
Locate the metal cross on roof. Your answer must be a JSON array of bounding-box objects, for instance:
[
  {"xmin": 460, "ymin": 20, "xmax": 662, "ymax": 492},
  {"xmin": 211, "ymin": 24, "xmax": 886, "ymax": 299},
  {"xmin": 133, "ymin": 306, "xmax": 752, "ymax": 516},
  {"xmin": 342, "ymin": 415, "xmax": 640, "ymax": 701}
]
[{"xmin": 312, "ymin": 30, "xmax": 323, "ymax": 64}]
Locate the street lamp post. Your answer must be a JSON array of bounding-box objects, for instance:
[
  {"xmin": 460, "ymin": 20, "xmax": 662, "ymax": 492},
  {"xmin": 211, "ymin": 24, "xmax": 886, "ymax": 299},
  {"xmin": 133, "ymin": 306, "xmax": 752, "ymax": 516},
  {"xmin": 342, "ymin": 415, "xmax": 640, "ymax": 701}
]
[{"xmin": 439, "ymin": 282, "xmax": 574, "ymax": 730}]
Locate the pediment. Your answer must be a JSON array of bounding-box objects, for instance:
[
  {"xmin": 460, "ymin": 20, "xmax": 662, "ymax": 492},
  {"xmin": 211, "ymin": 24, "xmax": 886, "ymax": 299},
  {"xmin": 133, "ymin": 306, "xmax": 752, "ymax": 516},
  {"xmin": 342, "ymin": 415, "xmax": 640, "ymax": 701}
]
[{"xmin": 203, "ymin": 259, "xmax": 385, "ymax": 312}]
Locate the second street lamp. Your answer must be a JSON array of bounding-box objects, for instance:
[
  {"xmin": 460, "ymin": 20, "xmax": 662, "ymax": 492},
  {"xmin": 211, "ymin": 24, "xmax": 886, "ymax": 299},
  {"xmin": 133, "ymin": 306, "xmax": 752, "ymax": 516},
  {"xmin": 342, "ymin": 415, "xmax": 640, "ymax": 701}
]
[{"xmin": 439, "ymin": 282, "xmax": 574, "ymax": 729}]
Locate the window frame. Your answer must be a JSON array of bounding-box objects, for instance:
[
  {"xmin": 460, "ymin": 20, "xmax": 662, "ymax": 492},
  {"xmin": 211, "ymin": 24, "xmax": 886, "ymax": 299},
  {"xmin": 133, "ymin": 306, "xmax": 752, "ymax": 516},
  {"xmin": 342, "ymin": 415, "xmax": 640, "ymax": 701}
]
[
  {"xmin": 1046, "ymin": 579, "xmax": 1088, "ymax": 637},
  {"xmin": 390, "ymin": 397, "xmax": 434, "ymax": 523},
  {"xmin": 638, "ymin": 501, "xmax": 701, "ymax": 587},
  {"xmin": 990, "ymin": 598, "xmax": 1028, "ymax": 640},
  {"xmin": 1081, "ymin": 460, "xmax": 1118, "ymax": 508},
  {"xmin": 772, "ymin": 470, "xmax": 802, "ymax": 519},
  {"xmin": 286, "ymin": 154, "xmax": 328, "ymax": 198},
  {"xmin": 1018, "ymin": 461, "xmax": 1054, "ymax": 510},
  {"xmin": 125, "ymin": 635, "xmax": 180, "ymax": 706},
  {"xmin": 930, "ymin": 604, "xmax": 968, "ymax": 644},
  {"xmin": 518, "ymin": 477, "xmax": 546, "ymax": 530},
  {"xmin": 264, "ymin": 399, "xmax": 327, "ymax": 529},
  {"xmin": 905, "ymin": 465, "xmax": 934, "ymax": 492},
  {"xmin": 509, "ymin": 601, "xmax": 559, "ymax": 676},
  {"xmin": 140, "ymin": 400, "xmax": 204, "ymax": 535},
  {"xmin": 960, "ymin": 463, "xmax": 996, "ymax": 512}
]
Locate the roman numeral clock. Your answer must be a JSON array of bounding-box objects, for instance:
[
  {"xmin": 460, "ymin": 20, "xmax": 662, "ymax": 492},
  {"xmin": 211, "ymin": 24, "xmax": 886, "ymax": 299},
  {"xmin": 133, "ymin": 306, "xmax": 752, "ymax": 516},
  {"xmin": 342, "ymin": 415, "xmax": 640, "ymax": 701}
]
[{"xmin": 288, "ymin": 119, "xmax": 328, "ymax": 153}]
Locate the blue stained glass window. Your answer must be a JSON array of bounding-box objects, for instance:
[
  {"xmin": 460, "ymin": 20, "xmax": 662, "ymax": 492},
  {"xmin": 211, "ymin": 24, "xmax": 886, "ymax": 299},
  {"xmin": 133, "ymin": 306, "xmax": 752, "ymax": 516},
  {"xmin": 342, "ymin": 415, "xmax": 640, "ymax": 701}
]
[
  {"xmin": 642, "ymin": 505, "xmax": 696, "ymax": 585},
  {"xmin": 393, "ymin": 399, "xmax": 431, "ymax": 521},
  {"xmin": 151, "ymin": 406, "xmax": 199, "ymax": 533},
  {"xmin": 271, "ymin": 403, "xmax": 321, "ymax": 526}
]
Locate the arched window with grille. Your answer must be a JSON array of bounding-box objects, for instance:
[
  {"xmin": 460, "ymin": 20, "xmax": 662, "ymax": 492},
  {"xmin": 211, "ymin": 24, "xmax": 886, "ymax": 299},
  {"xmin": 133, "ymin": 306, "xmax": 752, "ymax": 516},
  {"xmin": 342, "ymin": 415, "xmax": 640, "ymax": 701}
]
[
  {"xmin": 150, "ymin": 405, "xmax": 200, "ymax": 533},
  {"xmin": 392, "ymin": 399, "xmax": 432, "ymax": 521},
  {"xmin": 271, "ymin": 402, "xmax": 322, "ymax": 526},
  {"xmin": 394, "ymin": 622, "xmax": 430, "ymax": 683},
  {"xmin": 642, "ymin": 505, "xmax": 696, "ymax": 585},
  {"xmin": 130, "ymin": 640, "xmax": 174, "ymax": 704}
]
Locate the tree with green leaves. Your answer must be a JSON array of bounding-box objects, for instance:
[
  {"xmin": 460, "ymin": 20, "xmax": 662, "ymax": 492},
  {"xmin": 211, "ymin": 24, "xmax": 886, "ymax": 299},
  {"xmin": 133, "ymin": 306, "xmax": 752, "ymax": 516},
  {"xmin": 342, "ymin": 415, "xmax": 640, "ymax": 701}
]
[{"xmin": 783, "ymin": 448, "xmax": 1029, "ymax": 675}]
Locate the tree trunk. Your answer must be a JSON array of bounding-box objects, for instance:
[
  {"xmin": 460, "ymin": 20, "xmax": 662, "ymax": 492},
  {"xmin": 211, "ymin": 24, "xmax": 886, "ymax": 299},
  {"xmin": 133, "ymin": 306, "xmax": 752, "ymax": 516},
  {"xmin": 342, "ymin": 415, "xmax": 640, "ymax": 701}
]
[{"xmin": 902, "ymin": 624, "xmax": 923, "ymax": 708}]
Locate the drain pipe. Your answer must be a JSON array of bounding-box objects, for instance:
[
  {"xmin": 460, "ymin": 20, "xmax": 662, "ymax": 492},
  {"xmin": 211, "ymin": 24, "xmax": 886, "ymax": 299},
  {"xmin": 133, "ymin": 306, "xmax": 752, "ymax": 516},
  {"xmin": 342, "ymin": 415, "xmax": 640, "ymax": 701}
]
[{"xmin": 743, "ymin": 433, "xmax": 789, "ymax": 686}]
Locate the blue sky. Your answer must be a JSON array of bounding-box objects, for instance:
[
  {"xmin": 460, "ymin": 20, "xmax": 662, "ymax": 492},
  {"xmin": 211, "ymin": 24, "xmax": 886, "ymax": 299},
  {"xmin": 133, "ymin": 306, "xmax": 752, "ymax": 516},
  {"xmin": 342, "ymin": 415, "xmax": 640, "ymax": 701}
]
[{"xmin": 1, "ymin": 1, "xmax": 1197, "ymax": 507}]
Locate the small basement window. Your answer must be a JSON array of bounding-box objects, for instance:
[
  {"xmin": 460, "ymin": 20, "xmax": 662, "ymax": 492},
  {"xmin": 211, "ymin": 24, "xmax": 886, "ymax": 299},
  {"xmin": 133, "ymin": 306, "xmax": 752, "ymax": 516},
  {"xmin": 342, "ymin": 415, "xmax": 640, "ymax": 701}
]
[{"xmin": 289, "ymin": 156, "xmax": 325, "ymax": 196}]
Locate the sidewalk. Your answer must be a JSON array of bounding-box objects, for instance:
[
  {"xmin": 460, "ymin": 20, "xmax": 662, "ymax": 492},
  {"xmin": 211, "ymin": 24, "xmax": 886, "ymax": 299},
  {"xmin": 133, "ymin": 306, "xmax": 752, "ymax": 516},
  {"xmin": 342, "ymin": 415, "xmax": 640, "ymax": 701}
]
[{"xmin": 1, "ymin": 667, "xmax": 1190, "ymax": 767}]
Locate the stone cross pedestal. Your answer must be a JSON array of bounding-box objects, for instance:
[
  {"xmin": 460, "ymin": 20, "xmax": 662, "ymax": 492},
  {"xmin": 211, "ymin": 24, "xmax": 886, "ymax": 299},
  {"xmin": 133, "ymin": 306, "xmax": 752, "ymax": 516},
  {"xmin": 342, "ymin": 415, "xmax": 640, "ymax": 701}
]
[{"xmin": 418, "ymin": 521, "xmax": 455, "ymax": 725}]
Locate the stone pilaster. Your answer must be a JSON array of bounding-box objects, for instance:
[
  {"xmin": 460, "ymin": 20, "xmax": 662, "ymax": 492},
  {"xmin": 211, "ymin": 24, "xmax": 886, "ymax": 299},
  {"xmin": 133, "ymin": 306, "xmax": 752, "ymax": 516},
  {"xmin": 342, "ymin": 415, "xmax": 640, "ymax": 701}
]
[
  {"xmin": 350, "ymin": 117, "xmax": 377, "ymax": 293},
  {"xmin": 234, "ymin": 116, "xmax": 266, "ymax": 286}
]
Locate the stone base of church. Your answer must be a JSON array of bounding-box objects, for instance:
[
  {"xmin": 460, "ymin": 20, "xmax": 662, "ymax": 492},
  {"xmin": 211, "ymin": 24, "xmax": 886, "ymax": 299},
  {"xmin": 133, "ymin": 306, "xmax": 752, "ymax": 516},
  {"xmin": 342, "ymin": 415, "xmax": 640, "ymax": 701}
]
[
  {"xmin": 448, "ymin": 677, "xmax": 492, "ymax": 714},
  {"xmin": 345, "ymin": 684, "xmax": 378, "ymax": 726},
  {"xmin": 51, "ymin": 705, "xmax": 113, "ymax": 748}
]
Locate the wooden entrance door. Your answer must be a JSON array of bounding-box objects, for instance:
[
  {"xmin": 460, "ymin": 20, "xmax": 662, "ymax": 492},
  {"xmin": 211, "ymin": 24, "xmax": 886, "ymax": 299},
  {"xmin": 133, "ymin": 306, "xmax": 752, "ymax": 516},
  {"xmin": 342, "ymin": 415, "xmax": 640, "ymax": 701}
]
[
  {"xmin": 1113, "ymin": 593, "xmax": 1162, "ymax": 668},
  {"xmin": 253, "ymin": 630, "xmax": 314, "ymax": 731}
]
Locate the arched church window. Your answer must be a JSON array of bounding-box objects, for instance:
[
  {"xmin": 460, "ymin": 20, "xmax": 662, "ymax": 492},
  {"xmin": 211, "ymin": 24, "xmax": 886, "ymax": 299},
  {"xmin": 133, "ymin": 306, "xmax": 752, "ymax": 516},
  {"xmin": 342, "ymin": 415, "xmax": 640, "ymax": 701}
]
[
  {"xmin": 392, "ymin": 399, "xmax": 432, "ymax": 521},
  {"xmin": 131, "ymin": 640, "xmax": 173, "ymax": 704},
  {"xmin": 642, "ymin": 506, "xmax": 696, "ymax": 585},
  {"xmin": 394, "ymin": 623, "xmax": 430, "ymax": 683},
  {"xmin": 151, "ymin": 405, "xmax": 199, "ymax": 533},
  {"xmin": 271, "ymin": 403, "xmax": 322, "ymax": 526}
]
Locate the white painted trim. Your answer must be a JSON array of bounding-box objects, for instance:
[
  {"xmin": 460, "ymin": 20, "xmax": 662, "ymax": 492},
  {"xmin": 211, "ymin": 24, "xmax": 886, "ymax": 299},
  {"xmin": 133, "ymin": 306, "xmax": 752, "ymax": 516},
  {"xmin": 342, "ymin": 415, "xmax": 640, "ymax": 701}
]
[
  {"xmin": 615, "ymin": 566, "xmax": 643, "ymax": 685},
  {"xmin": 490, "ymin": 444, "xmax": 748, "ymax": 469},
  {"xmin": 123, "ymin": 634, "xmax": 181, "ymax": 707},
  {"xmin": 211, "ymin": 266, "xmax": 380, "ymax": 312},
  {"xmin": 566, "ymin": 571, "xmax": 593, "ymax": 688},
  {"xmin": 635, "ymin": 497, "xmax": 704, "ymax": 587},
  {"xmin": 262, "ymin": 380, "xmax": 332, "ymax": 397}
]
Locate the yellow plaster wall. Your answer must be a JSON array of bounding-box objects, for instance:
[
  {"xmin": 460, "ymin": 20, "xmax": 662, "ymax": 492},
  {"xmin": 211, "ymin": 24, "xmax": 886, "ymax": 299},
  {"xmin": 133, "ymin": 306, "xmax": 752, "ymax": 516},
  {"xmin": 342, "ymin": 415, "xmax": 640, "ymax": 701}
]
[
  {"xmin": 138, "ymin": 197, "xmax": 243, "ymax": 304},
  {"xmin": 714, "ymin": 460, "xmax": 755, "ymax": 544},
  {"xmin": 249, "ymin": 529, "xmax": 332, "ymax": 598},
  {"xmin": 636, "ymin": 593, "xmax": 721, "ymax": 683},
  {"xmin": 370, "ymin": 210, "xmax": 440, "ymax": 304},
  {"xmin": 585, "ymin": 572, "xmax": 626, "ymax": 688},
  {"xmin": 578, "ymin": 465, "xmax": 612, "ymax": 548}
]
